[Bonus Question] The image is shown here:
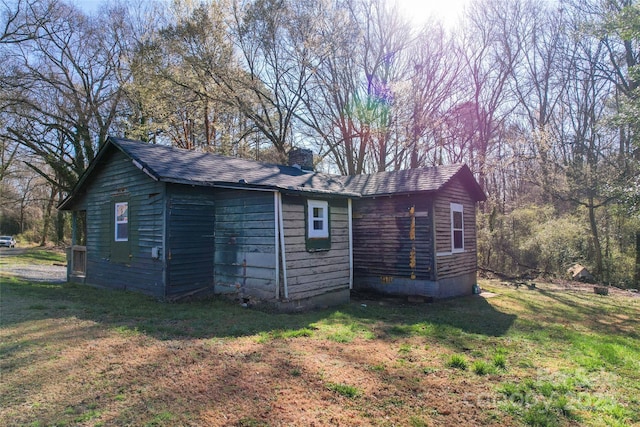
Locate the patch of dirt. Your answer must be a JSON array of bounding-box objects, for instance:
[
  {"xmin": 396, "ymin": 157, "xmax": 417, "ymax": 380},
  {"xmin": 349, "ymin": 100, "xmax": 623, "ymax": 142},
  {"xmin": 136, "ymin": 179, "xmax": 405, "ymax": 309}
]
[
  {"xmin": 1, "ymin": 312, "xmax": 512, "ymax": 426},
  {"xmin": 1, "ymin": 263, "xmax": 67, "ymax": 283},
  {"xmin": 494, "ymin": 277, "xmax": 640, "ymax": 298},
  {"xmin": 0, "ymin": 247, "xmax": 67, "ymax": 283}
]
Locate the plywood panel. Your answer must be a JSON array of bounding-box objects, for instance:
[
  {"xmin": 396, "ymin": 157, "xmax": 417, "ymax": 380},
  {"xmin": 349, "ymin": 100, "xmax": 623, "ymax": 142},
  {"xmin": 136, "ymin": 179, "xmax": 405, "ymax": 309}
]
[{"xmin": 214, "ymin": 190, "xmax": 277, "ymax": 300}]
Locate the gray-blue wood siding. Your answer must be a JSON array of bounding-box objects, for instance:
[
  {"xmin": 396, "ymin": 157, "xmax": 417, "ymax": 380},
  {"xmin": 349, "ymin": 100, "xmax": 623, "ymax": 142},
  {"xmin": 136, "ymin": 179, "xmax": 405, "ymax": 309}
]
[
  {"xmin": 81, "ymin": 148, "xmax": 166, "ymax": 297},
  {"xmin": 166, "ymin": 185, "xmax": 216, "ymax": 297},
  {"xmin": 214, "ymin": 190, "xmax": 276, "ymax": 300}
]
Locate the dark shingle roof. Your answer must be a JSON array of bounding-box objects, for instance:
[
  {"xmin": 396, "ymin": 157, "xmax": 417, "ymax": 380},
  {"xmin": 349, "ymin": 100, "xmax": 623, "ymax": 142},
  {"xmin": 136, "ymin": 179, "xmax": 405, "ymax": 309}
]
[
  {"xmin": 120, "ymin": 137, "xmax": 354, "ymax": 195},
  {"xmin": 59, "ymin": 137, "xmax": 485, "ymax": 209},
  {"xmin": 340, "ymin": 164, "xmax": 486, "ymax": 201}
]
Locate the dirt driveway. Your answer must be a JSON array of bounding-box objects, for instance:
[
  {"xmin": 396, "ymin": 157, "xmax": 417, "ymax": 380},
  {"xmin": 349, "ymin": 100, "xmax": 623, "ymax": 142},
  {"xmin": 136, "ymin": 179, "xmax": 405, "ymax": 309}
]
[{"xmin": 0, "ymin": 248, "xmax": 67, "ymax": 283}]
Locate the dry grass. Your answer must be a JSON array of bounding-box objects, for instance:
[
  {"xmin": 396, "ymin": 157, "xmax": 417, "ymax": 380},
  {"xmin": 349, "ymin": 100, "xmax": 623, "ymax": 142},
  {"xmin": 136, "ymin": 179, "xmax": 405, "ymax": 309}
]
[{"xmin": 1, "ymin": 252, "xmax": 639, "ymax": 426}]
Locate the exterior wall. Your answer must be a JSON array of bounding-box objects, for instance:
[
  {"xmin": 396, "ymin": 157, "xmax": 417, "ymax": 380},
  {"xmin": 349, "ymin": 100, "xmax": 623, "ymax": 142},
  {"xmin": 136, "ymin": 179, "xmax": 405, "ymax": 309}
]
[
  {"xmin": 351, "ymin": 195, "xmax": 435, "ymax": 296},
  {"xmin": 281, "ymin": 196, "xmax": 350, "ymax": 305},
  {"xmin": 433, "ymin": 178, "xmax": 478, "ymax": 295},
  {"xmin": 81, "ymin": 149, "xmax": 166, "ymax": 297},
  {"xmin": 214, "ymin": 189, "xmax": 277, "ymax": 300},
  {"xmin": 165, "ymin": 185, "xmax": 216, "ymax": 298}
]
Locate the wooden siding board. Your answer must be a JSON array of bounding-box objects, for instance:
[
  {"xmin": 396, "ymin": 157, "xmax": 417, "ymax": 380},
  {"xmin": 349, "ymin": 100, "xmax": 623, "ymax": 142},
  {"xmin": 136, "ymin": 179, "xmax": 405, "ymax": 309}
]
[
  {"xmin": 433, "ymin": 177, "xmax": 478, "ymax": 281},
  {"xmin": 281, "ymin": 196, "xmax": 350, "ymax": 300},
  {"xmin": 82, "ymin": 149, "xmax": 165, "ymax": 297},
  {"xmin": 351, "ymin": 195, "xmax": 433, "ymax": 281}
]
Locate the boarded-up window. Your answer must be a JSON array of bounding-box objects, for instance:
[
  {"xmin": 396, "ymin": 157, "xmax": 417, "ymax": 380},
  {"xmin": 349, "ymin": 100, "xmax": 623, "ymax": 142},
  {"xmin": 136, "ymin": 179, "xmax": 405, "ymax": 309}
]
[
  {"xmin": 451, "ymin": 203, "xmax": 464, "ymax": 252},
  {"xmin": 115, "ymin": 202, "xmax": 129, "ymax": 241}
]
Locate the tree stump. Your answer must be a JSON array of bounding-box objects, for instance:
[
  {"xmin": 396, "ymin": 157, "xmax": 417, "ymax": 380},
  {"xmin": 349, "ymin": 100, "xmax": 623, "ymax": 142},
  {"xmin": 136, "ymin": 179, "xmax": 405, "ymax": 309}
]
[
  {"xmin": 594, "ymin": 286, "xmax": 609, "ymax": 296},
  {"xmin": 635, "ymin": 231, "xmax": 640, "ymax": 289}
]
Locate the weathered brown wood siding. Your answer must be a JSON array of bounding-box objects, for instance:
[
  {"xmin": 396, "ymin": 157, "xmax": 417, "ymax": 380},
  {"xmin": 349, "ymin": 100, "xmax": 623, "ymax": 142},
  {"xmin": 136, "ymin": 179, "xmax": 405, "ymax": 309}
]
[
  {"xmin": 433, "ymin": 178, "xmax": 477, "ymax": 281},
  {"xmin": 214, "ymin": 189, "xmax": 276, "ymax": 300},
  {"xmin": 281, "ymin": 196, "xmax": 350, "ymax": 300},
  {"xmin": 165, "ymin": 184, "xmax": 216, "ymax": 298},
  {"xmin": 80, "ymin": 148, "xmax": 166, "ymax": 297},
  {"xmin": 351, "ymin": 195, "xmax": 434, "ymax": 281}
]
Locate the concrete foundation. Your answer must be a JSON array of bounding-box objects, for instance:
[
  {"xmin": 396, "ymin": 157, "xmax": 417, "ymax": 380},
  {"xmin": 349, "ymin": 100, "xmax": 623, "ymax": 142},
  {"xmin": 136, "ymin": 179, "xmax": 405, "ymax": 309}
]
[{"xmin": 354, "ymin": 271, "xmax": 476, "ymax": 299}]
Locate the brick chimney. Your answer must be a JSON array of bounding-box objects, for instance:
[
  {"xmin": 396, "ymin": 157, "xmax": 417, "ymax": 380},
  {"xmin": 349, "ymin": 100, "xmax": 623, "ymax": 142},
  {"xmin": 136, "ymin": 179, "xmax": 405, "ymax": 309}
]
[{"xmin": 288, "ymin": 148, "xmax": 314, "ymax": 171}]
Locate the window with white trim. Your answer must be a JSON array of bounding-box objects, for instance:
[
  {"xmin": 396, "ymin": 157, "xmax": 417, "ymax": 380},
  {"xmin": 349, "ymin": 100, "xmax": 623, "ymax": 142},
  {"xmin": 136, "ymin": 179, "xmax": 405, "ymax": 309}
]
[
  {"xmin": 307, "ymin": 200, "xmax": 329, "ymax": 239},
  {"xmin": 451, "ymin": 203, "xmax": 464, "ymax": 252},
  {"xmin": 115, "ymin": 202, "xmax": 129, "ymax": 241}
]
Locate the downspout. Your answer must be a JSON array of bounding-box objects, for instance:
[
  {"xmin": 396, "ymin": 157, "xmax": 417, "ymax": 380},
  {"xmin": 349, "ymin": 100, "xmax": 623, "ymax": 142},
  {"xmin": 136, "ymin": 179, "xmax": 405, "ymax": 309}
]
[
  {"xmin": 348, "ymin": 198, "xmax": 353, "ymax": 289},
  {"xmin": 274, "ymin": 192, "xmax": 280, "ymax": 300},
  {"xmin": 277, "ymin": 192, "xmax": 289, "ymax": 299}
]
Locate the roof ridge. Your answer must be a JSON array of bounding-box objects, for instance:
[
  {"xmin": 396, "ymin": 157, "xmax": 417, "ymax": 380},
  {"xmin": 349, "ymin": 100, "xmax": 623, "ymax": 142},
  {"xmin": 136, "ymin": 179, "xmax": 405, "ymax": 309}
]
[{"xmin": 110, "ymin": 137, "xmax": 314, "ymax": 174}]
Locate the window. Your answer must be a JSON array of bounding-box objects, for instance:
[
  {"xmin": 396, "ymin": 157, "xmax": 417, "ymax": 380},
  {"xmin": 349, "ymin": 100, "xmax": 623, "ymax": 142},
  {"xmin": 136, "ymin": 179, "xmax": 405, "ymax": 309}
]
[
  {"xmin": 115, "ymin": 202, "xmax": 129, "ymax": 241},
  {"xmin": 451, "ymin": 203, "xmax": 464, "ymax": 252},
  {"xmin": 307, "ymin": 200, "xmax": 328, "ymax": 238},
  {"xmin": 306, "ymin": 199, "xmax": 331, "ymax": 251}
]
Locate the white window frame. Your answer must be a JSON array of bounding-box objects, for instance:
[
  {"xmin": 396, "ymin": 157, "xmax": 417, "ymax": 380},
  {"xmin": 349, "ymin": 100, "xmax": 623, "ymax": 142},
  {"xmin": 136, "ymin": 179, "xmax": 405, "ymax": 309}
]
[
  {"xmin": 307, "ymin": 200, "xmax": 329, "ymax": 239},
  {"xmin": 115, "ymin": 202, "xmax": 129, "ymax": 242},
  {"xmin": 451, "ymin": 203, "xmax": 464, "ymax": 253}
]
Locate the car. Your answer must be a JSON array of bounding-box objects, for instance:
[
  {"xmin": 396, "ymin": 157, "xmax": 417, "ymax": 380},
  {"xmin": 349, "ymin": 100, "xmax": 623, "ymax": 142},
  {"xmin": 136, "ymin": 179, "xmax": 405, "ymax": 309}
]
[{"xmin": 0, "ymin": 235, "xmax": 16, "ymax": 248}]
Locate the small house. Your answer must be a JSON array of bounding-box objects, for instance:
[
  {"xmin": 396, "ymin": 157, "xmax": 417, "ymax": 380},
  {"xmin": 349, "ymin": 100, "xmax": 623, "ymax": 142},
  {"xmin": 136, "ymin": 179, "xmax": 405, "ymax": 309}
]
[
  {"xmin": 60, "ymin": 137, "xmax": 486, "ymax": 308},
  {"xmin": 342, "ymin": 165, "xmax": 486, "ymax": 298},
  {"xmin": 59, "ymin": 137, "xmax": 356, "ymax": 310}
]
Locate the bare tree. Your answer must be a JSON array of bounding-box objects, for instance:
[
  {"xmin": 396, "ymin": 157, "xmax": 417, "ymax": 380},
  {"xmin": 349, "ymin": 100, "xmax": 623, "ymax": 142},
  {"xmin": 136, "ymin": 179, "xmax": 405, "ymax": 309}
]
[
  {"xmin": 1, "ymin": 0, "xmax": 53, "ymax": 43},
  {"xmin": 0, "ymin": 0, "xmax": 129, "ymax": 192},
  {"xmin": 397, "ymin": 22, "xmax": 462, "ymax": 169},
  {"xmin": 294, "ymin": 0, "xmax": 365, "ymax": 174},
  {"xmin": 227, "ymin": 0, "xmax": 320, "ymax": 160},
  {"xmin": 126, "ymin": 1, "xmax": 251, "ymax": 151},
  {"xmin": 459, "ymin": 0, "xmax": 528, "ymax": 193}
]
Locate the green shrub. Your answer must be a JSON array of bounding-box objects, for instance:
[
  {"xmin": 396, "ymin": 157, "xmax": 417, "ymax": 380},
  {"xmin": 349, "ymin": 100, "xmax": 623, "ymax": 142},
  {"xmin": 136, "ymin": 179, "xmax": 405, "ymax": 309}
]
[
  {"xmin": 493, "ymin": 354, "xmax": 507, "ymax": 370},
  {"xmin": 326, "ymin": 382, "xmax": 361, "ymax": 398},
  {"xmin": 523, "ymin": 401, "xmax": 560, "ymax": 427},
  {"xmin": 446, "ymin": 354, "xmax": 468, "ymax": 370},
  {"xmin": 472, "ymin": 360, "xmax": 492, "ymax": 375}
]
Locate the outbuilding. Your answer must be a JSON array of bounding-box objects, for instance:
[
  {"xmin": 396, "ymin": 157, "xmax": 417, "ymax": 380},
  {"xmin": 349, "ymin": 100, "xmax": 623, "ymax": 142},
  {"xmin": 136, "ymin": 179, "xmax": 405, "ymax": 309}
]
[{"xmin": 342, "ymin": 165, "xmax": 486, "ymax": 299}]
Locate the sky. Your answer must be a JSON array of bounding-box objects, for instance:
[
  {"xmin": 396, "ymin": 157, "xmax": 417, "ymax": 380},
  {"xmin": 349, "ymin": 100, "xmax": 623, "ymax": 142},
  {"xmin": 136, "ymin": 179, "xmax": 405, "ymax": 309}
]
[
  {"xmin": 396, "ymin": 0, "xmax": 470, "ymax": 28},
  {"xmin": 71, "ymin": 0, "xmax": 100, "ymax": 14},
  {"xmin": 73, "ymin": 0, "xmax": 470, "ymax": 28}
]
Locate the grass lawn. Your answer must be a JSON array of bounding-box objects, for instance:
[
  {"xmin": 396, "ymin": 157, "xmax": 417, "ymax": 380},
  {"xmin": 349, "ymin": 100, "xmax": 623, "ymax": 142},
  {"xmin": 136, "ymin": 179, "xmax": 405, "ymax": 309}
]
[{"xmin": 1, "ymin": 249, "xmax": 639, "ymax": 426}]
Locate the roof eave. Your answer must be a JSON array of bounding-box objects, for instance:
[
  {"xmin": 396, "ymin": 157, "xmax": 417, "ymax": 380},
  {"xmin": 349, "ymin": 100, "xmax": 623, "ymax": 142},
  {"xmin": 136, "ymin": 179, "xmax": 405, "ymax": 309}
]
[
  {"xmin": 58, "ymin": 137, "xmax": 121, "ymax": 210},
  {"xmin": 160, "ymin": 178, "xmax": 359, "ymax": 198}
]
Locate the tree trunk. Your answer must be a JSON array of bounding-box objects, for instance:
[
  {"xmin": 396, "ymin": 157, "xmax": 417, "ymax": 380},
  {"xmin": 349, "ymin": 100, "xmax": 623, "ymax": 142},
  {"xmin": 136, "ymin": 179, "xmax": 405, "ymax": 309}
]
[
  {"xmin": 40, "ymin": 186, "xmax": 57, "ymax": 246},
  {"xmin": 587, "ymin": 201, "xmax": 603, "ymax": 278},
  {"xmin": 56, "ymin": 208, "xmax": 64, "ymax": 245},
  {"xmin": 635, "ymin": 231, "xmax": 640, "ymax": 289}
]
